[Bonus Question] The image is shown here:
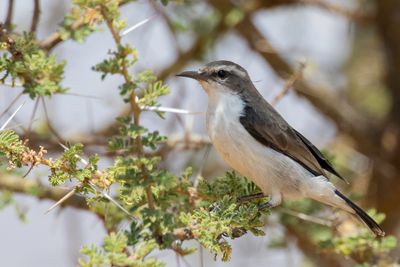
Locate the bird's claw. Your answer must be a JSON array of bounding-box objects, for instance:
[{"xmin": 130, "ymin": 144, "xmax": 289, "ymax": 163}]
[
  {"xmin": 257, "ymin": 202, "xmax": 272, "ymax": 210},
  {"xmin": 208, "ymin": 202, "xmax": 220, "ymax": 212},
  {"xmin": 237, "ymin": 192, "xmax": 265, "ymax": 203}
]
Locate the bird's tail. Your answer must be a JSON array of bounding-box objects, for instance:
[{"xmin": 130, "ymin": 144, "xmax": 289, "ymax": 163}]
[{"xmin": 334, "ymin": 190, "xmax": 385, "ymax": 237}]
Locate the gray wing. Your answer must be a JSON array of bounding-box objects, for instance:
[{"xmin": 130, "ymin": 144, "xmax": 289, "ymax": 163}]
[
  {"xmin": 292, "ymin": 129, "xmax": 346, "ymax": 182},
  {"xmin": 239, "ymin": 102, "xmax": 345, "ymax": 181}
]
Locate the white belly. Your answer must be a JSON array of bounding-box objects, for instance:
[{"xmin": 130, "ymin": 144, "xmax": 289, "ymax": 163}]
[{"xmin": 205, "ymin": 90, "xmax": 314, "ymax": 199}]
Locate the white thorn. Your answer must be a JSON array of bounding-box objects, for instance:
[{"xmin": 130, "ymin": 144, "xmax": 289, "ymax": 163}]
[
  {"xmin": 57, "ymin": 143, "xmax": 139, "ymax": 222},
  {"xmin": 121, "ymin": 15, "xmax": 157, "ymax": 36},
  {"xmin": 45, "ymin": 187, "xmax": 77, "ymax": 214},
  {"xmin": 88, "ymin": 182, "xmax": 138, "ymax": 221},
  {"xmin": 0, "ymin": 102, "xmax": 25, "ymax": 131},
  {"xmin": 141, "ymin": 105, "xmax": 204, "ymax": 115},
  {"xmin": 58, "ymin": 142, "xmax": 89, "ymax": 165}
]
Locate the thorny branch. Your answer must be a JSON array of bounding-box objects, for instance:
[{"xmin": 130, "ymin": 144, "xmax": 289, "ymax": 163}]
[
  {"xmin": 40, "ymin": 18, "xmax": 84, "ymax": 51},
  {"xmin": 39, "ymin": 0, "xmax": 130, "ymax": 51},
  {"xmin": 30, "ymin": 0, "xmax": 41, "ymax": 33},
  {"xmin": 272, "ymin": 62, "xmax": 305, "ymax": 106},
  {"xmin": 299, "ymin": 0, "xmax": 373, "ymax": 23},
  {"xmin": 247, "ymin": 0, "xmax": 373, "ymax": 23},
  {"xmin": 100, "ymin": 4, "xmax": 157, "ymax": 219},
  {"xmin": 4, "ymin": 0, "xmax": 14, "ymax": 31},
  {"xmin": 0, "ymin": 174, "xmax": 88, "ymax": 210}
]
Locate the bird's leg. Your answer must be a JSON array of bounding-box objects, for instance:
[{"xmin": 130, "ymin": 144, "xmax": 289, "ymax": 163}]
[
  {"xmin": 257, "ymin": 202, "xmax": 272, "ymax": 210},
  {"xmin": 237, "ymin": 192, "xmax": 265, "ymax": 203},
  {"xmin": 257, "ymin": 193, "xmax": 282, "ymax": 210}
]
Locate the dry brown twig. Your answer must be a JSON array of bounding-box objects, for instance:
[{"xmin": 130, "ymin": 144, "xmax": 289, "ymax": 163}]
[
  {"xmin": 0, "ymin": 174, "xmax": 88, "ymax": 210},
  {"xmin": 300, "ymin": 0, "xmax": 373, "ymax": 23},
  {"xmin": 0, "ymin": 92, "xmax": 23, "ymax": 120},
  {"xmin": 249, "ymin": 0, "xmax": 373, "ymax": 23},
  {"xmin": 272, "ymin": 62, "xmax": 305, "ymax": 106},
  {"xmin": 149, "ymin": 0, "xmax": 179, "ymax": 52},
  {"xmin": 30, "ymin": 0, "xmax": 41, "ymax": 32},
  {"xmin": 4, "ymin": 0, "xmax": 14, "ymax": 31},
  {"xmin": 40, "ymin": 18, "xmax": 84, "ymax": 51}
]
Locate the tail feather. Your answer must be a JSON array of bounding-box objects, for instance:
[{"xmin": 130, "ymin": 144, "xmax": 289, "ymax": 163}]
[{"xmin": 335, "ymin": 190, "xmax": 385, "ymax": 237}]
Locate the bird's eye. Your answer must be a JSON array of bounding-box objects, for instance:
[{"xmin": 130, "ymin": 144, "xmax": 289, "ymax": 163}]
[{"xmin": 217, "ymin": 70, "xmax": 228, "ymax": 79}]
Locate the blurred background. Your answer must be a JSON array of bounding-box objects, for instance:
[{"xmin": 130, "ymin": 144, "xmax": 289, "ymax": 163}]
[{"xmin": 0, "ymin": 0, "xmax": 399, "ymax": 266}]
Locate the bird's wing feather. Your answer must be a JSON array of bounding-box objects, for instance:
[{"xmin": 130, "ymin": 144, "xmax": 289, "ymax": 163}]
[
  {"xmin": 292, "ymin": 129, "xmax": 347, "ymax": 182},
  {"xmin": 239, "ymin": 101, "xmax": 344, "ymax": 181}
]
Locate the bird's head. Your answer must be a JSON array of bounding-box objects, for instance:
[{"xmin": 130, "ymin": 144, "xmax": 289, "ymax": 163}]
[{"xmin": 177, "ymin": 60, "xmax": 251, "ymax": 95}]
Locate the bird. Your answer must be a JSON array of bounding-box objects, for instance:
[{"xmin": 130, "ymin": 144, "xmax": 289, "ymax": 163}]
[{"xmin": 177, "ymin": 60, "xmax": 385, "ymax": 237}]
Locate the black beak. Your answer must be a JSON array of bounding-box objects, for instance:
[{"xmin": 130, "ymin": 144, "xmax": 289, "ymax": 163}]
[{"xmin": 176, "ymin": 71, "xmax": 208, "ymax": 81}]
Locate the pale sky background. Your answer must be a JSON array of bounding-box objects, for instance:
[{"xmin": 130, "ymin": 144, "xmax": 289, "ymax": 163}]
[{"xmin": 0, "ymin": 0, "xmax": 354, "ymax": 266}]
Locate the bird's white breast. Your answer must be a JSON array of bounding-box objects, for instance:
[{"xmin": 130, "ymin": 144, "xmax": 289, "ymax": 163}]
[{"xmin": 205, "ymin": 87, "xmax": 315, "ymax": 199}]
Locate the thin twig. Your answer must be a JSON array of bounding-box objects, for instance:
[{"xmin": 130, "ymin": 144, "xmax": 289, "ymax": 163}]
[
  {"xmin": 175, "ymin": 253, "xmax": 181, "ymax": 267},
  {"xmin": 40, "ymin": 18, "xmax": 84, "ymax": 51},
  {"xmin": 64, "ymin": 92, "xmax": 104, "ymax": 100},
  {"xmin": 4, "ymin": 0, "xmax": 14, "ymax": 31},
  {"xmin": 22, "ymin": 164, "xmax": 35, "ymax": 178},
  {"xmin": 41, "ymin": 97, "xmax": 64, "ymax": 142},
  {"xmin": 27, "ymin": 97, "xmax": 40, "ymax": 134},
  {"xmin": 5, "ymin": 118, "xmax": 39, "ymax": 131},
  {"xmin": 180, "ymin": 255, "xmax": 193, "ymax": 267},
  {"xmin": 194, "ymin": 145, "xmax": 211, "ymax": 187},
  {"xmin": 271, "ymin": 62, "xmax": 305, "ymax": 106},
  {"xmin": 149, "ymin": 0, "xmax": 179, "ymax": 52},
  {"xmin": 199, "ymin": 244, "xmax": 204, "ymax": 267},
  {"xmin": 30, "ymin": 0, "xmax": 41, "ymax": 32},
  {"xmin": 58, "ymin": 143, "xmax": 139, "ymax": 221},
  {"xmin": 300, "ymin": 0, "xmax": 373, "ymax": 23},
  {"xmin": 0, "ymin": 92, "xmax": 22, "ymax": 120},
  {"xmin": 39, "ymin": 1, "xmax": 131, "ymax": 51},
  {"xmin": 87, "ymin": 182, "xmax": 138, "ymax": 221},
  {"xmin": 101, "ymin": 6, "xmax": 156, "ymax": 213},
  {"xmin": 0, "ymin": 174, "xmax": 88, "ymax": 210},
  {"xmin": 279, "ymin": 207, "xmax": 333, "ymax": 227}
]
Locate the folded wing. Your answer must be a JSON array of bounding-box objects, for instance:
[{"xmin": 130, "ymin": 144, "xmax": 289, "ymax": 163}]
[{"xmin": 239, "ymin": 100, "xmax": 345, "ymax": 182}]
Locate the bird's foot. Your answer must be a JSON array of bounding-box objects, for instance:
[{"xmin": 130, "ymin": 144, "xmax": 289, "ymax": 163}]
[
  {"xmin": 208, "ymin": 202, "xmax": 220, "ymax": 212},
  {"xmin": 257, "ymin": 202, "xmax": 272, "ymax": 210},
  {"xmin": 237, "ymin": 192, "xmax": 265, "ymax": 203}
]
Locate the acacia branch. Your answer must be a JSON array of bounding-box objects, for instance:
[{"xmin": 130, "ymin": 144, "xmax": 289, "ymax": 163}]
[
  {"xmin": 247, "ymin": 0, "xmax": 372, "ymax": 23},
  {"xmin": 272, "ymin": 62, "xmax": 305, "ymax": 106},
  {"xmin": 40, "ymin": 0, "xmax": 130, "ymax": 51},
  {"xmin": 157, "ymin": 19, "xmax": 228, "ymax": 81},
  {"xmin": 40, "ymin": 18, "xmax": 84, "ymax": 51},
  {"xmin": 4, "ymin": 0, "xmax": 14, "ymax": 31},
  {"xmin": 100, "ymin": 5, "xmax": 157, "ymax": 220},
  {"xmin": 30, "ymin": 0, "xmax": 41, "ymax": 33},
  {"xmin": 285, "ymin": 223, "xmax": 347, "ymax": 267},
  {"xmin": 299, "ymin": 0, "xmax": 373, "ymax": 23},
  {"xmin": 149, "ymin": 0, "xmax": 179, "ymax": 52},
  {"xmin": 0, "ymin": 174, "xmax": 88, "ymax": 210}
]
